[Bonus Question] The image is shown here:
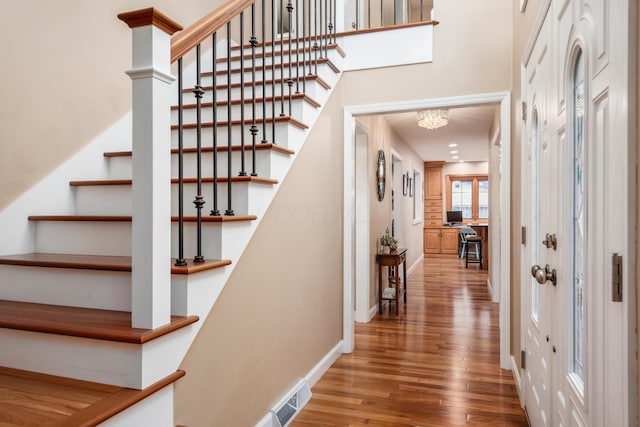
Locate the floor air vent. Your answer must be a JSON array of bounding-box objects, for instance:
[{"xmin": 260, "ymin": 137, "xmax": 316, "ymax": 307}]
[{"xmin": 270, "ymin": 379, "xmax": 312, "ymax": 427}]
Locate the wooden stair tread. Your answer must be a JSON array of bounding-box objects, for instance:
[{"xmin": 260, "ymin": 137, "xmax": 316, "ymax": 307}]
[
  {"xmin": 0, "ymin": 366, "xmax": 184, "ymax": 427},
  {"xmin": 27, "ymin": 215, "xmax": 258, "ymax": 223},
  {"xmin": 171, "ymin": 114, "xmax": 308, "ymax": 130},
  {"xmin": 104, "ymin": 143, "xmax": 295, "ymax": 158},
  {"xmin": 0, "ymin": 300, "xmax": 198, "ymax": 344},
  {"xmin": 204, "ymin": 57, "xmax": 341, "ymax": 76},
  {"xmin": 173, "ymin": 92, "xmax": 321, "ymax": 109},
  {"xmin": 69, "ymin": 176, "xmax": 278, "ymax": 186},
  {"xmin": 187, "ymin": 74, "xmax": 332, "ymax": 92},
  {"xmin": 0, "ymin": 253, "xmax": 231, "ymax": 274},
  {"xmin": 0, "ymin": 253, "xmax": 132, "ymax": 272},
  {"xmin": 227, "ymin": 42, "xmax": 346, "ymax": 60}
]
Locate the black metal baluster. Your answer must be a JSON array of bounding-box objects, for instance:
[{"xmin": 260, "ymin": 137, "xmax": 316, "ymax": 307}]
[
  {"xmin": 420, "ymin": 0, "xmax": 423, "ymax": 21},
  {"xmin": 210, "ymin": 32, "xmax": 220, "ymax": 216},
  {"xmin": 323, "ymin": 0, "xmax": 328, "ymax": 58},
  {"xmin": 367, "ymin": 0, "xmax": 370, "ymax": 29},
  {"xmin": 307, "ymin": 0, "xmax": 313, "ymax": 76},
  {"xmin": 287, "ymin": 0, "xmax": 293, "ymax": 115},
  {"xmin": 303, "ymin": 0, "xmax": 308, "ymax": 91},
  {"xmin": 175, "ymin": 58, "xmax": 187, "ymax": 267},
  {"xmin": 380, "ymin": 0, "xmax": 383, "ymax": 27},
  {"xmin": 250, "ymin": 4, "xmax": 259, "ymax": 176},
  {"xmin": 394, "ymin": 0, "xmax": 397, "ymax": 25},
  {"xmin": 239, "ymin": 12, "xmax": 247, "ymax": 176},
  {"xmin": 193, "ymin": 44, "xmax": 205, "ymax": 263},
  {"xmin": 313, "ymin": 0, "xmax": 318, "ymax": 74},
  {"xmin": 295, "ymin": 0, "xmax": 300, "ymax": 94},
  {"xmin": 225, "ymin": 22, "xmax": 234, "ymax": 216},
  {"xmin": 318, "ymin": 0, "xmax": 323, "ymax": 58},
  {"xmin": 271, "ymin": 0, "xmax": 277, "ymax": 143},
  {"xmin": 328, "ymin": 0, "xmax": 333, "ymax": 48},
  {"xmin": 261, "ymin": 0, "xmax": 268, "ymax": 144},
  {"xmin": 279, "ymin": 0, "xmax": 285, "ymax": 117}
]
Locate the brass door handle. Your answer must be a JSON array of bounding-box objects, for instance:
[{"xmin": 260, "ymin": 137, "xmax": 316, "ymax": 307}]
[{"xmin": 531, "ymin": 264, "xmax": 557, "ymax": 286}]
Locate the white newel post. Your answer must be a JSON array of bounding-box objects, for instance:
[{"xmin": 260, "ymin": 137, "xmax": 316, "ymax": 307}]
[{"xmin": 119, "ymin": 9, "xmax": 183, "ymax": 329}]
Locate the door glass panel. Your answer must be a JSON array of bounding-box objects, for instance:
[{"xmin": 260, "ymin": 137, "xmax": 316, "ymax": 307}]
[{"xmin": 572, "ymin": 50, "xmax": 585, "ymax": 383}]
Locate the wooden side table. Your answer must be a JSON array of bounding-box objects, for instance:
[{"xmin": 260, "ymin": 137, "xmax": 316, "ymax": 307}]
[{"xmin": 376, "ymin": 248, "xmax": 407, "ymax": 315}]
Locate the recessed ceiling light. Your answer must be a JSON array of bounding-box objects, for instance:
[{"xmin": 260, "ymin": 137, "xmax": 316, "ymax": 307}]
[
  {"xmin": 448, "ymin": 143, "xmax": 458, "ymax": 147},
  {"xmin": 450, "ymin": 150, "xmax": 458, "ymax": 154},
  {"xmin": 452, "ymin": 156, "xmax": 459, "ymax": 159}
]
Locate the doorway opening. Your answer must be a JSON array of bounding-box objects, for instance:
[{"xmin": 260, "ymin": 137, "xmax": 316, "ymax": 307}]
[{"xmin": 343, "ymin": 92, "xmax": 511, "ymax": 370}]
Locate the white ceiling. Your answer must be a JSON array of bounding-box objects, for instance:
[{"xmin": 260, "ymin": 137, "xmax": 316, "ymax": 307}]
[{"xmin": 376, "ymin": 105, "xmax": 498, "ymax": 162}]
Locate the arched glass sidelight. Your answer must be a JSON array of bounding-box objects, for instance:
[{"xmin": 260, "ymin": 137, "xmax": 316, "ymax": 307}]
[{"xmin": 572, "ymin": 49, "xmax": 585, "ymax": 384}]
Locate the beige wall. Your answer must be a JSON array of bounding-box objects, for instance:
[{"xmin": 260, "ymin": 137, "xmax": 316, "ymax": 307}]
[
  {"xmin": 0, "ymin": 1, "xmax": 222, "ymax": 210},
  {"xmin": 510, "ymin": 0, "xmax": 544, "ymax": 370}
]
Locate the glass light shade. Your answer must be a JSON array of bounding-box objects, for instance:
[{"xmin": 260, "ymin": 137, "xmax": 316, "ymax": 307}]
[{"xmin": 417, "ymin": 109, "xmax": 449, "ymax": 129}]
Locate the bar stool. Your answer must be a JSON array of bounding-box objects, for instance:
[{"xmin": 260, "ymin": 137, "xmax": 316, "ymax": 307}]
[
  {"xmin": 458, "ymin": 228, "xmax": 476, "ymax": 259},
  {"xmin": 465, "ymin": 235, "xmax": 483, "ymax": 268}
]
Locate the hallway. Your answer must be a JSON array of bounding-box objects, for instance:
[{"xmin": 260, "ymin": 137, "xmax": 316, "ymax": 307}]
[{"xmin": 292, "ymin": 255, "xmax": 528, "ymax": 426}]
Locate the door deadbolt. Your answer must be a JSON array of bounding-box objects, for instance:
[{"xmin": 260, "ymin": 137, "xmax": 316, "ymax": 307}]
[
  {"xmin": 531, "ymin": 264, "xmax": 557, "ymax": 286},
  {"xmin": 542, "ymin": 233, "xmax": 557, "ymax": 250}
]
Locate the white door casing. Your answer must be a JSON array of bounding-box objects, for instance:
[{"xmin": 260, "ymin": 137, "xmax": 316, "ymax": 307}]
[{"xmin": 520, "ymin": 0, "xmax": 637, "ymax": 425}]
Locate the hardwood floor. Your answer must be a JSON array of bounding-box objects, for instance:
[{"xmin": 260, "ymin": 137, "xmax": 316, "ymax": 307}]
[{"xmin": 292, "ymin": 254, "xmax": 529, "ymax": 426}]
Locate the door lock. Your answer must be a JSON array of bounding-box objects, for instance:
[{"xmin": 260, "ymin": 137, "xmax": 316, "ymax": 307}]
[
  {"xmin": 531, "ymin": 264, "xmax": 557, "ymax": 286},
  {"xmin": 542, "ymin": 233, "xmax": 557, "ymax": 250}
]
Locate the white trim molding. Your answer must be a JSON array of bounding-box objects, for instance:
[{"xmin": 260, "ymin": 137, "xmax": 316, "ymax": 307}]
[{"xmin": 343, "ymin": 92, "xmax": 512, "ymax": 369}]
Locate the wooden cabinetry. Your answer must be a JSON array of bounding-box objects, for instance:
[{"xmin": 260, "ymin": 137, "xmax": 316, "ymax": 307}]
[
  {"xmin": 423, "ymin": 227, "xmax": 459, "ymax": 255},
  {"xmin": 424, "ymin": 162, "xmax": 444, "ymax": 200}
]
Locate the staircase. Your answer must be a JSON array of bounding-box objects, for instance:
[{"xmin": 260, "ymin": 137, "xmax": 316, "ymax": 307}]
[{"xmin": 0, "ymin": 5, "xmax": 343, "ymax": 425}]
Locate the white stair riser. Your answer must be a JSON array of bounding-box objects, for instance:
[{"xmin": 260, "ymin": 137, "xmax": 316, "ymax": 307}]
[
  {"xmin": 98, "ymin": 384, "xmax": 174, "ymax": 427},
  {"xmin": 106, "ymin": 149, "xmax": 290, "ymax": 181},
  {"xmin": 0, "ymin": 325, "xmax": 194, "ymax": 388},
  {"xmin": 178, "ymin": 77, "xmax": 329, "ymax": 105},
  {"xmin": 180, "ymin": 45, "xmax": 342, "ymax": 82},
  {"xmin": 32, "ymin": 220, "xmax": 248, "ymax": 261},
  {"xmin": 191, "ymin": 61, "xmax": 337, "ymax": 90},
  {"xmin": 35, "ymin": 221, "xmax": 132, "ymax": 257},
  {"xmin": 73, "ymin": 181, "xmax": 273, "ymax": 217},
  {"xmin": 171, "ymin": 97, "xmax": 315, "ymax": 125},
  {"xmin": 171, "ymin": 120, "xmax": 306, "ymax": 150},
  {"xmin": 0, "ymin": 265, "xmax": 131, "ymax": 311}
]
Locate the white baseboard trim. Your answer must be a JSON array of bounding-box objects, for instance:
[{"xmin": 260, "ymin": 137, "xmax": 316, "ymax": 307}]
[
  {"xmin": 407, "ymin": 253, "xmax": 424, "ymax": 276},
  {"xmin": 305, "ymin": 341, "xmax": 343, "ymax": 388},
  {"xmin": 255, "ymin": 340, "xmax": 343, "ymax": 427},
  {"xmin": 511, "ymin": 354, "xmax": 524, "ymax": 407},
  {"xmin": 368, "ymin": 305, "xmax": 378, "ymax": 321}
]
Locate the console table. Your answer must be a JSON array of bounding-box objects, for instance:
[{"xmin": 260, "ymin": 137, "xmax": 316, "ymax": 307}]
[{"xmin": 376, "ymin": 248, "xmax": 407, "ymax": 315}]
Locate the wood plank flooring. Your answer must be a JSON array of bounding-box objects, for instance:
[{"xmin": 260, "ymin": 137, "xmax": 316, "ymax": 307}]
[{"xmin": 292, "ymin": 254, "xmax": 529, "ymax": 426}]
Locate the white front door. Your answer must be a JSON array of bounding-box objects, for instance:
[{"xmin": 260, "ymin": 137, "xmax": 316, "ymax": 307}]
[{"xmin": 521, "ymin": 1, "xmax": 636, "ymax": 426}]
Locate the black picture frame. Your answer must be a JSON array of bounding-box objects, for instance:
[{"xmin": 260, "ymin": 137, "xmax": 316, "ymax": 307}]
[
  {"xmin": 409, "ymin": 176, "xmax": 413, "ymax": 197},
  {"xmin": 402, "ymin": 173, "xmax": 408, "ymax": 196}
]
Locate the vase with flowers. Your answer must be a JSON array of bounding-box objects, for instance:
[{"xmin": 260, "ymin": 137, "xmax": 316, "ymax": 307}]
[{"xmin": 379, "ymin": 228, "xmax": 399, "ymax": 253}]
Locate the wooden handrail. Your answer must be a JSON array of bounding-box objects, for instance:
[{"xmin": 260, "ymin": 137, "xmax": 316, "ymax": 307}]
[{"xmin": 171, "ymin": 0, "xmax": 257, "ymax": 63}]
